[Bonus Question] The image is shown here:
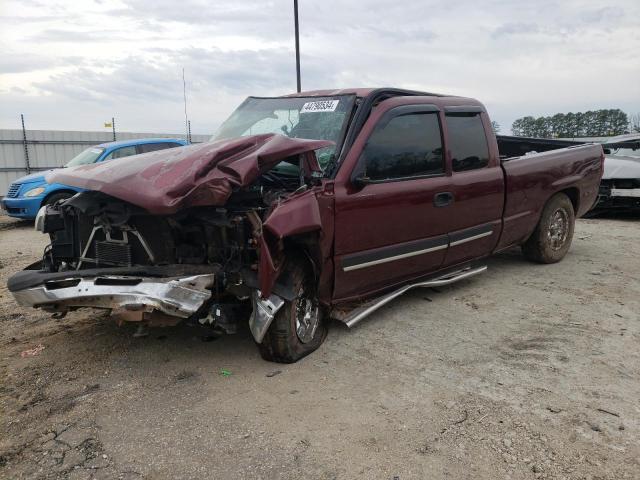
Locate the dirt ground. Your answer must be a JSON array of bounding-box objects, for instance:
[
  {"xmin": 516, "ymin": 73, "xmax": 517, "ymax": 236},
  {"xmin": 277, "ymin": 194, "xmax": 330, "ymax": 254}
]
[{"xmin": 0, "ymin": 213, "xmax": 638, "ymax": 480}]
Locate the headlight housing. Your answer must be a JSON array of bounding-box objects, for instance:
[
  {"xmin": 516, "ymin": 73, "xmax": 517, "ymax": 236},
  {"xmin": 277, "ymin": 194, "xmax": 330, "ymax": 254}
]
[{"xmin": 24, "ymin": 186, "xmax": 46, "ymax": 197}]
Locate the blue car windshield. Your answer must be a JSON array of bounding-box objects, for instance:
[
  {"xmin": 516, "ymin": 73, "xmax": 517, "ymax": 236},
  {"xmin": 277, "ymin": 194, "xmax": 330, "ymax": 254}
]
[
  {"xmin": 211, "ymin": 95, "xmax": 356, "ymax": 169},
  {"xmin": 65, "ymin": 147, "xmax": 105, "ymax": 167}
]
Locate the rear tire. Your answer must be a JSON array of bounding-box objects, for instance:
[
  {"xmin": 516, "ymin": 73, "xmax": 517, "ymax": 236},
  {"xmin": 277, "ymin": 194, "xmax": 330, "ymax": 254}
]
[
  {"xmin": 522, "ymin": 193, "xmax": 575, "ymax": 264},
  {"xmin": 258, "ymin": 256, "xmax": 327, "ymax": 363}
]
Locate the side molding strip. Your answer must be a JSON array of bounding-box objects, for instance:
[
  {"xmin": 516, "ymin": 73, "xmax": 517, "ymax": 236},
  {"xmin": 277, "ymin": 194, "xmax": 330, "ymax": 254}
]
[
  {"xmin": 449, "ymin": 230, "xmax": 493, "ymax": 246},
  {"xmin": 343, "ymin": 244, "xmax": 447, "ymax": 272}
]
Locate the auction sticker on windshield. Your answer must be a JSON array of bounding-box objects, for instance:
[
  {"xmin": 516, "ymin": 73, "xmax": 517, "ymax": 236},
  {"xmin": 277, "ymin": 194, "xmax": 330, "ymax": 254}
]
[{"xmin": 301, "ymin": 100, "xmax": 340, "ymax": 113}]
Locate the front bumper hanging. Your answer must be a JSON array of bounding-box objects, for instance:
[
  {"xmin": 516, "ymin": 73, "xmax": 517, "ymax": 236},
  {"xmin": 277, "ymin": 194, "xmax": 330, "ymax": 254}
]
[{"xmin": 9, "ymin": 270, "xmax": 215, "ymax": 318}]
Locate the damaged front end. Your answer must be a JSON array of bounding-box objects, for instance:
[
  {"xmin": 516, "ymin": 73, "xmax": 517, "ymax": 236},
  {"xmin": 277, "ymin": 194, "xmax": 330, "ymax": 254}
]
[{"xmin": 7, "ymin": 134, "xmax": 330, "ymax": 341}]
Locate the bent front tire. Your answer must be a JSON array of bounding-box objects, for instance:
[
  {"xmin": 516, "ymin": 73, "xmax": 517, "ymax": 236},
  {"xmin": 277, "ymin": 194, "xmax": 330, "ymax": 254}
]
[
  {"xmin": 522, "ymin": 192, "xmax": 575, "ymax": 264},
  {"xmin": 258, "ymin": 257, "xmax": 327, "ymax": 363}
]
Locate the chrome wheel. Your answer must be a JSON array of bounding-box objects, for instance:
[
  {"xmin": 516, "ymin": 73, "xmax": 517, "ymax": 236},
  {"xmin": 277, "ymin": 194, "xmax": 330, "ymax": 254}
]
[
  {"xmin": 547, "ymin": 208, "xmax": 569, "ymax": 251},
  {"xmin": 295, "ymin": 296, "xmax": 319, "ymax": 344}
]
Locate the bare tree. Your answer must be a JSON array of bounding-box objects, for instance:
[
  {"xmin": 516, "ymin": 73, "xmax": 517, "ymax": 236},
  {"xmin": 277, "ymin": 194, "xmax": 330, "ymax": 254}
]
[{"xmin": 630, "ymin": 113, "xmax": 640, "ymax": 133}]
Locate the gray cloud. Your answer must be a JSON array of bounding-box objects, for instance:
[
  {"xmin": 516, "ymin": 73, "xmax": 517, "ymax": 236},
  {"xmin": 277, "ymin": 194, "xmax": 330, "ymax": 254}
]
[
  {"xmin": 492, "ymin": 22, "xmax": 540, "ymax": 38},
  {"xmin": 29, "ymin": 29, "xmax": 124, "ymax": 43},
  {"xmin": 1, "ymin": 0, "xmax": 639, "ymax": 135},
  {"xmin": 33, "ymin": 47, "xmax": 336, "ymax": 105},
  {"xmin": 0, "ymin": 53, "xmax": 82, "ymax": 74}
]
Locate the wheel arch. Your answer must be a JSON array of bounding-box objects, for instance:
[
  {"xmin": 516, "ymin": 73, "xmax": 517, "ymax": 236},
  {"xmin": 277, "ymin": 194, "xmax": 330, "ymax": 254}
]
[
  {"xmin": 42, "ymin": 188, "xmax": 78, "ymax": 206},
  {"xmin": 558, "ymin": 186, "xmax": 579, "ymax": 214}
]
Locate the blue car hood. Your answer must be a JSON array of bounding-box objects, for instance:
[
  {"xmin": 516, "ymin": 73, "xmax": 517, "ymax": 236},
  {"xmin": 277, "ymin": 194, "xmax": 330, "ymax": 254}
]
[{"xmin": 15, "ymin": 169, "xmax": 59, "ymax": 184}]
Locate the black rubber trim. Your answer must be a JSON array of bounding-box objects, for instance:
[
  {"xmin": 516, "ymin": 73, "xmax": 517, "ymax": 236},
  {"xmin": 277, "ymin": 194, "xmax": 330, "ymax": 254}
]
[
  {"xmin": 342, "ymin": 235, "xmax": 448, "ymax": 270},
  {"xmin": 444, "ymin": 105, "xmax": 485, "ymax": 113},
  {"xmin": 376, "ymin": 104, "xmax": 439, "ymax": 129},
  {"xmin": 7, "ymin": 264, "xmax": 219, "ymax": 292},
  {"xmin": 449, "ymin": 223, "xmax": 494, "ymax": 244}
]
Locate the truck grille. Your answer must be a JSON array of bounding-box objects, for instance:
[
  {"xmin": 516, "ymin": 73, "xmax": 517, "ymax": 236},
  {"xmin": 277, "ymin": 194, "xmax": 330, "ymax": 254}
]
[
  {"xmin": 7, "ymin": 183, "xmax": 20, "ymax": 198},
  {"xmin": 95, "ymin": 241, "xmax": 132, "ymax": 266}
]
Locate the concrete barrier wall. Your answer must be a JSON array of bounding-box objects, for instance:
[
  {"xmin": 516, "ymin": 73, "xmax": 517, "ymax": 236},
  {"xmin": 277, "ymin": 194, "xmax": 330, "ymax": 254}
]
[{"xmin": 0, "ymin": 129, "xmax": 209, "ymax": 196}]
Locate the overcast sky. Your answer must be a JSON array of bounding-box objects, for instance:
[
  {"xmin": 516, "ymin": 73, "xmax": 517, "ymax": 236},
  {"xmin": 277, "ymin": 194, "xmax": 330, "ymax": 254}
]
[{"xmin": 1, "ymin": 0, "xmax": 639, "ymax": 136}]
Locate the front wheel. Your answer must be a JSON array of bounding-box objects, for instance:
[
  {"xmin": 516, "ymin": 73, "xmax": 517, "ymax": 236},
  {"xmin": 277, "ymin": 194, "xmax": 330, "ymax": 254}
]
[
  {"xmin": 522, "ymin": 193, "xmax": 575, "ymax": 264},
  {"xmin": 258, "ymin": 256, "xmax": 327, "ymax": 363},
  {"xmin": 44, "ymin": 191, "xmax": 73, "ymax": 207}
]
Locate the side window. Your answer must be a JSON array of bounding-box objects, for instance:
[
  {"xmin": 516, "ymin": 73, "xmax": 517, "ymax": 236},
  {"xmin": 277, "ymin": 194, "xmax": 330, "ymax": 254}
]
[
  {"xmin": 362, "ymin": 113, "xmax": 444, "ymax": 181},
  {"xmin": 137, "ymin": 142, "xmax": 181, "ymax": 154},
  {"xmin": 103, "ymin": 146, "xmax": 137, "ymax": 161},
  {"xmin": 445, "ymin": 113, "xmax": 490, "ymax": 172}
]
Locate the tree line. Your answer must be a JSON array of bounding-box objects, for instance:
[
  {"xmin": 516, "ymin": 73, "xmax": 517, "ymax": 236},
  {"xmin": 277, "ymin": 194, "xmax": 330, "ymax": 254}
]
[{"xmin": 511, "ymin": 109, "xmax": 639, "ymax": 138}]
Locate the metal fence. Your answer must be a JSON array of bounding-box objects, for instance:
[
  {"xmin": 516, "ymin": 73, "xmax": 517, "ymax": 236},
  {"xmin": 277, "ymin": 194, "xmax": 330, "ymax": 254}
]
[{"xmin": 0, "ymin": 129, "xmax": 210, "ymax": 196}]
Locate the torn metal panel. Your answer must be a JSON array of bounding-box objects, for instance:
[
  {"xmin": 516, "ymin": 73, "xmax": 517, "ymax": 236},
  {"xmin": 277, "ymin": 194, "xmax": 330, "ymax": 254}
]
[
  {"xmin": 258, "ymin": 189, "xmax": 324, "ymax": 298},
  {"xmin": 248, "ymin": 290, "xmax": 285, "ymax": 343},
  {"xmin": 47, "ymin": 134, "xmax": 332, "ymax": 214}
]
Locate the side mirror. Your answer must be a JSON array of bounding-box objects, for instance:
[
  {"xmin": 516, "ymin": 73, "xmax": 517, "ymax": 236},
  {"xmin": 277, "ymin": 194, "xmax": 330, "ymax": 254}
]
[{"xmin": 351, "ymin": 174, "xmax": 372, "ymax": 188}]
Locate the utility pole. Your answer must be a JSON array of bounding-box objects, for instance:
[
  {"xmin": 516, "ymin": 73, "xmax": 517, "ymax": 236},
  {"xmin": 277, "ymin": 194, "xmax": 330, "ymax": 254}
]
[
  {"xmin": 112, "ymin": 117, "xmax": 116, "ymax": 141},
  {"xmin": 183, "ymin": 68, "xmax": 189, "ymax": 141},
  {"xmin": 21, "ymin": 114, "xmax": 31, "ymax": 174},
  {"xmin": 294, "ymin": 0, "xmax": 301, "ymax": 92}
]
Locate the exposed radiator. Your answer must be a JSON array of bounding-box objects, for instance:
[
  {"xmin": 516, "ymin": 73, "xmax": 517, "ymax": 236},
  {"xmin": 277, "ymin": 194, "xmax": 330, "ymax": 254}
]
[{"xmin": 95, "ymin": 241, "xmax": 132, "ymax": 266}]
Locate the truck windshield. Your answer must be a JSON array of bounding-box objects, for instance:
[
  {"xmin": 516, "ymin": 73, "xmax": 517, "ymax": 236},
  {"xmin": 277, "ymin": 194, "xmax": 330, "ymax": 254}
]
[
  {"xmin": 65, "ymin": 147, "xmax": 105, "ymax": 167},
  {"xmin": 211, "ymin": 95, "xmax": 356, "ymax": 170}
]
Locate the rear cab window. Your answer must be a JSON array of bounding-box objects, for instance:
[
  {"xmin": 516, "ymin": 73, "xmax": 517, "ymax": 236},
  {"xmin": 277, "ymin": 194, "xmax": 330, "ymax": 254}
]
[{"xmin": 445, "ymin": 113, "xmax": 490, "ymax": 172}]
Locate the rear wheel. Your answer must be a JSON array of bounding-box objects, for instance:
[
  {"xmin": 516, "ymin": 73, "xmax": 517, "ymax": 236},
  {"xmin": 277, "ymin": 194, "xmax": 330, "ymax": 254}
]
[
  {"xmin": 522, "ymin": 193, "xmax": 575, "ymax": 263},
  {"xmin": 258, "ymin": 256, "xmax": 327, "ymax": 363}
]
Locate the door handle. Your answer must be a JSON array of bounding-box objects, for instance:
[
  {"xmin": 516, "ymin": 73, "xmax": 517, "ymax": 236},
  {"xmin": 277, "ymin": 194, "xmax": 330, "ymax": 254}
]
[{"xmin": 433, "ymin": 191, "xmax": 454, "ymax": 207}]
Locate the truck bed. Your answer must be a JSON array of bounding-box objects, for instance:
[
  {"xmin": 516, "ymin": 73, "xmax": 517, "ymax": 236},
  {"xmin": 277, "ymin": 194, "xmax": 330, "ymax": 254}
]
[{"xmin": 496, "ymin": 142, "xmax": 604, "ymax": 250}]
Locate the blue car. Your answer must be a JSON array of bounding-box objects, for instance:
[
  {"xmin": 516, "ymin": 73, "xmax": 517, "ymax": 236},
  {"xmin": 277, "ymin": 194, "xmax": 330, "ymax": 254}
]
[{"xmin": 1, "ymin": 138, "xmax": 188, "ymax": 219}]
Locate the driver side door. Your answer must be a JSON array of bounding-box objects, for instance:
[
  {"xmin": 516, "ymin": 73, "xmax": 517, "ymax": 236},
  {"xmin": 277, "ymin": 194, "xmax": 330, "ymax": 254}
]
[{"xmin": 332, "ymin": 102, "xmax": 454, "ymax": 301}]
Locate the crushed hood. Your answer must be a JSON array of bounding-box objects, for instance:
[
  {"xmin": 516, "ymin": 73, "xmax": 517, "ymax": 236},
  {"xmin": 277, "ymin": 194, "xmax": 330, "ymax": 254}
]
[{"xmin": 47, "ymin": 134, "xmax": 332, "ymax": 214}]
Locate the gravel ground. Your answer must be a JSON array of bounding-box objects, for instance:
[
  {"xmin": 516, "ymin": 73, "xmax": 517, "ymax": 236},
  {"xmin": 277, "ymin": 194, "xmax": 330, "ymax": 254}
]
[{"xmin": 0, "ymin": 213, "xmax": 639, "ymax": 480}]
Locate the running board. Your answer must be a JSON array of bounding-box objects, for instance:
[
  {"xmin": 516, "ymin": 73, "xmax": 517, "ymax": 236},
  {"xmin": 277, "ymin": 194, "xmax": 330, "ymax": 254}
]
[{"xmin": 334, "ymin": 265, "xmax": 488, "ymax": 328}]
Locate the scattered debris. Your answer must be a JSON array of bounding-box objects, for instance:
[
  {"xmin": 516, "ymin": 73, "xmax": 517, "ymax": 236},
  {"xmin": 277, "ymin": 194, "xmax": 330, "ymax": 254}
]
[
  {"xmin": 20, "ymin": 344, "xmax": 45, "ymax": 358},
  {"xmin": 588, "ymin": 422, "xmax": 602, "ymax": 432},
  {"xmin": 220, "ymin": 369, "xmax": 232, "ymax": 377},
  {"xmin": 132, "ymin": 324, "xmax": 149, "ymax": 338},
  {"xmin": 546, "ymin": 406, "xmax": 562, "ymax": 413},
  {"xmin": 453, "ymin": 410, "xmax": 468, "ymax": 425},
  {"xmin": 174, "ymin": 370, "xmax": 196, "ymax": 381},
  {"xmin": 596, "ymin": 408, "xmax": 620, "ymax": 417},
  {"xmin": 266, "ymin": 370, "xmax": 282, "ymax": 378},
  {"xmin": 423, "ymin": 296, "xmax": 433, "ymax": 302}
]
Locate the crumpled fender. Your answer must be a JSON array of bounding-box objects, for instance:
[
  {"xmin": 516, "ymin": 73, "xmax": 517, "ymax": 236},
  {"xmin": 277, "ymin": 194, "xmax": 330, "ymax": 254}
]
[
  {"xmin": 47, "ymin": 134, "xmax": 332, "ymax": 215},
  {"xmin": 258, "ymin": 189, "xmax": 323, "ymax": 297}
]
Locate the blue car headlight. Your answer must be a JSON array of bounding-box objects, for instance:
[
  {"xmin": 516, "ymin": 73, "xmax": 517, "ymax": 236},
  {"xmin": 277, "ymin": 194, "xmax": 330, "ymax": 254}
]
[{"xmin": 24, "ymin": 186, "xmax": 46, "ymax": 197}]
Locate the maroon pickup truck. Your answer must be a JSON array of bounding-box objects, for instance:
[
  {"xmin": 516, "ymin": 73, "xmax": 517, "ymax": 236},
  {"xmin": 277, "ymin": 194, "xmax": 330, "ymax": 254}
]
[{"xmin": 8, "ymin": 88, "xmax": 604, "ymax": 363}]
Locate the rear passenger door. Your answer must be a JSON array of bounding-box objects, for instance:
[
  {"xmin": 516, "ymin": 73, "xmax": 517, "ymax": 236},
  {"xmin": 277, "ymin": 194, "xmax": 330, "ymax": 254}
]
[
  {"xmin": 333, "ymin": 103, "xmax": 453, "ymax": 300},
  {"xmin": 440, "ymin": 108, "xmax": 504, "ymax": 267}
]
